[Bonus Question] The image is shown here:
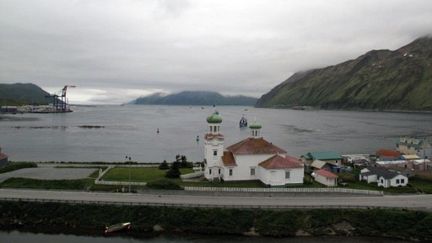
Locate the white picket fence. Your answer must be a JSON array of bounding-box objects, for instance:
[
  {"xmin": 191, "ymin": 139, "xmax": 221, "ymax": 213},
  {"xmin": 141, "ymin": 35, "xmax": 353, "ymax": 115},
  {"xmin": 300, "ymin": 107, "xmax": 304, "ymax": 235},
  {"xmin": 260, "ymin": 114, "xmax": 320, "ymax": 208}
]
[
  {"xmin": 184, "ymin": 186, "xmax": 383, "ymax": 195},
  {"xmin": 94, "ymin": 180, "xmax": 147, "ymax": 186}
]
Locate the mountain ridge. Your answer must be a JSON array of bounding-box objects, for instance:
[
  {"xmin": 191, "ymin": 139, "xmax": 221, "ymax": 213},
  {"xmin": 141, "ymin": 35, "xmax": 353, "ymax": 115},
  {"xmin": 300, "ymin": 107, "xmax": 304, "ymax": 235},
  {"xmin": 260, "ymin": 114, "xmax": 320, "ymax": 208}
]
[
  {"xmin": 131, "ymin": 90, "xmax": 257, "ymax": 106},
  {"xmin": 256, "ymin": 36, "xmax": 432, "ymax": 111}
]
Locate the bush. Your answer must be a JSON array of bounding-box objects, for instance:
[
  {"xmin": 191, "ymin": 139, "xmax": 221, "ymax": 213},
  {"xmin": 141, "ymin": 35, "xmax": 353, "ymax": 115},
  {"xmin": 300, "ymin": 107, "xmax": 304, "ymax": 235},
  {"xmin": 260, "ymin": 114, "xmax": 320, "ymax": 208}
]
[
  {"xmin": 338, "ymin": 172, "xmax": 356, "ymax": 182},
  {"xmin": 146, "ymin": 179, "xmax": 183, "ymax": 190},
  {"xmin": 158, "ymin": 160, "xmax": 169, "ymax": 170},
  {"xmin": 165, "ymin": 166, "xmax": 181, "ymax": 178},
  {"xmin": 0, "ymin": 162, "xmax": 37, "ymax": 174}
]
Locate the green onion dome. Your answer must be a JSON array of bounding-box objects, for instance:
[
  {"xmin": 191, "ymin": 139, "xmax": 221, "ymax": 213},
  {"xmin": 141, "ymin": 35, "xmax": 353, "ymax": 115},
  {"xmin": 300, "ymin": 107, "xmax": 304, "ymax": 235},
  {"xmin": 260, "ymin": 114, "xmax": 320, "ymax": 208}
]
[
  {"xmin": 206, "ymin": 111, "xmax": 222, "ymax": 124},
  {"xmin": 249, "ymin": 121, "xmax": 262, "ymax": 129}
]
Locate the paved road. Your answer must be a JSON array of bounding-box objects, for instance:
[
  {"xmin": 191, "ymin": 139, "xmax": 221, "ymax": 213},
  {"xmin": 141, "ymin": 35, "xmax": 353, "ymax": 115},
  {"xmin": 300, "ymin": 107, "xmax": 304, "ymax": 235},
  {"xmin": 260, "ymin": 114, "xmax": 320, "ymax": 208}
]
[{"xmin": 1, "ymin": 189, "xmax": 431, "ymax": 210}]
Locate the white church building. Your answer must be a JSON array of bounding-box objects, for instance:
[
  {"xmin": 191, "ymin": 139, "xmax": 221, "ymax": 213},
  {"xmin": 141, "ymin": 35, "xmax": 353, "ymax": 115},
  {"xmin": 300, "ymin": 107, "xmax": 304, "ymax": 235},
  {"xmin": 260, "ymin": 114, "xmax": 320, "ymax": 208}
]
[{"xmin": 203, "ymin": 111, "xmax": 304, "ymax": 186}]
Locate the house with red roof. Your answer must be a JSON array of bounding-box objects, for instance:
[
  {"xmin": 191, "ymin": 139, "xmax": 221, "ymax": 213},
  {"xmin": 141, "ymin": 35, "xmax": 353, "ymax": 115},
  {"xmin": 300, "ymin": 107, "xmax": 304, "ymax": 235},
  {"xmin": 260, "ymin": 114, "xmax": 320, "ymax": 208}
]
[
  {"xmin": 204, "ymin": 112, "xmax": 304, "ymax": 186},
  {"xmin": 312, "ymin": 169, "xmax": 338, "ymax": 187}
]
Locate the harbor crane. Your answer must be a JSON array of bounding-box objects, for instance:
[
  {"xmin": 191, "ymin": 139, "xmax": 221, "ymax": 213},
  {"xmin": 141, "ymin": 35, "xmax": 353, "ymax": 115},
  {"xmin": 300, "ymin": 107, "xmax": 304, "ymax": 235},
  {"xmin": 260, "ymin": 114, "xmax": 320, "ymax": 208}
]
[{"xmin": 46, "ymin": 85, "xmax": 76, "ymax": 112}]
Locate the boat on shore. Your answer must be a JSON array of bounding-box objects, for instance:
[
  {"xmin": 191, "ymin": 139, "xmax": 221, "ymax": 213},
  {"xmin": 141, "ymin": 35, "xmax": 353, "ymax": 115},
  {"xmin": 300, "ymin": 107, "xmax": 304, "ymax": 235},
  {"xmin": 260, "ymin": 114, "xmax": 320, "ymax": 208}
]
[{"xmin": 104, "ymin": 222, "xmax": 131, "ymax": 235}]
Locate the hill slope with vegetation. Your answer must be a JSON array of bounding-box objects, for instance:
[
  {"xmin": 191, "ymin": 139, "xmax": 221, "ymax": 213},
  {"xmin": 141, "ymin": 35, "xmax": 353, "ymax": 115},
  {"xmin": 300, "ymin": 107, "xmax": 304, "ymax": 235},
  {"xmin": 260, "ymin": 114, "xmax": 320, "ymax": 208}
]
[
  {"xmin": 256, "ymin": 36, "xmax": 432, "ymax": 111},
  {"xmin": 0, "ymin": 83, "xmax": 51, "ymax": 106}
]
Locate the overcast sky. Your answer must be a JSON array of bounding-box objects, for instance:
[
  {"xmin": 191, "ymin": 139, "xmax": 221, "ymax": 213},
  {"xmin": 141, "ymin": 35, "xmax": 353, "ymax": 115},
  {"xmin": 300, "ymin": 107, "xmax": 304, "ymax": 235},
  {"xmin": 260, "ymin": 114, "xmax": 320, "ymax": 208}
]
[{"xmin": 1, "ymin": 0, "xmax": 432, "ymax": 104}]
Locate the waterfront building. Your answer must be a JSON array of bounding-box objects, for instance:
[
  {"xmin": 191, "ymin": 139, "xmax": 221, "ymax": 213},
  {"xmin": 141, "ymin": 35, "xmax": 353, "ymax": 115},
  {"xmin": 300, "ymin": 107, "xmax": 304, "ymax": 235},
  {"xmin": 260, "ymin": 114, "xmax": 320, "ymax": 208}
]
[
  {"xmin": 376, "ymin": 149, "xmax": 402, "ymax": 161},
  {"xmin": 203, "ymin": 111, "xmax": 304, "ymax": 186},
  {"xmin": 397, "ymin": 136, "xmax": 432, "ymax": 159}
]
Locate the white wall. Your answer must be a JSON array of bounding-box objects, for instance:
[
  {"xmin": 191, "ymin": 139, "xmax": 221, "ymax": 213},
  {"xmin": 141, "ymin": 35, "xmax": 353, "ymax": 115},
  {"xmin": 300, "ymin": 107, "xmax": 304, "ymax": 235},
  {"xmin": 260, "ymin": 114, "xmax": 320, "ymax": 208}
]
[
  {"xmin": 314, "ymin": 174, "xmax": 337, "ymax": 187},
  {"xmin": 258, "ymin": 166, "xmax": 304, "ymax": 186},
  {"xmin": 222, "ymin": 154, "xmax": 275, "ymax": 181},
  {"xmin": 378, "ymin": 175, "xmax": 408, "ymax": 188}
]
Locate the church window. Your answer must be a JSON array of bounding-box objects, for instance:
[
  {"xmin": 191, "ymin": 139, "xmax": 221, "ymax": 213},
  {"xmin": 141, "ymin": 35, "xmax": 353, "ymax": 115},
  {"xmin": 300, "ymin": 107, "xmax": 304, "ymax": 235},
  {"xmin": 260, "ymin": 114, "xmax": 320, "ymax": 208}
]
[{"xmin": 209, "ymin": 169, "xmax": 212, "ymax": 175}]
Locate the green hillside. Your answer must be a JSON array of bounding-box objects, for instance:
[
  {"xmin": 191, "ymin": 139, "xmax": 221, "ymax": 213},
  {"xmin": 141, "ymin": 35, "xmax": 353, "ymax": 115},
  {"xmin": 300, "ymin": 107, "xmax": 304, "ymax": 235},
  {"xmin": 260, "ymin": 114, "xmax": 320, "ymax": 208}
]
[
  {"xmin": 256, "ymin": 36, "xmax": 432, "ymax": 111},
  {"xmin": 0, "ymin": 83, "xmax": 51, "ymax": 106}
]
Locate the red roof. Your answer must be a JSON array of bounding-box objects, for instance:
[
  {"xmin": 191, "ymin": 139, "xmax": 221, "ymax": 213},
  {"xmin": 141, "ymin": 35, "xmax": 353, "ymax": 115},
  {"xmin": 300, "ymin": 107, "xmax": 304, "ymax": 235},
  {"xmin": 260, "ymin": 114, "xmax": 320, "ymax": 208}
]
[
  {"xmin": 376, "ymin": 149, "xmax": 401, "ymax": 158},
  {"xmin": 226, "ymin": 137, "xmax": 287, "ymax": 155},
  {"xmin": 315, "ymin": 169, "xmax": 338, "ymax": 179},
  {"xmin": 259, "ymin": 155, "xmax": 303, "ymax": 169},
  {"xmin": 221, "ymin": 151, "xmax": 236, "ymax": 167}
]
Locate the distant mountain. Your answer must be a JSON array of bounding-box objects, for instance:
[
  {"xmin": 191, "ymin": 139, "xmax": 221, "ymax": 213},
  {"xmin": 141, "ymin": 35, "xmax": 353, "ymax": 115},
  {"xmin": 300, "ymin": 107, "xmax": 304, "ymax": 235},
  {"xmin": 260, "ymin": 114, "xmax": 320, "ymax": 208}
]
[
  {"xmin": 0, "ymin": 83, "xmax": 52, "ymax": 106},
  {"xmin": 256, "ymin": 36, "xmax": 432, "ymax": 111},
  {"xmin": 131, "ymin": 91, "xmax": 257, "ymax": 106}
]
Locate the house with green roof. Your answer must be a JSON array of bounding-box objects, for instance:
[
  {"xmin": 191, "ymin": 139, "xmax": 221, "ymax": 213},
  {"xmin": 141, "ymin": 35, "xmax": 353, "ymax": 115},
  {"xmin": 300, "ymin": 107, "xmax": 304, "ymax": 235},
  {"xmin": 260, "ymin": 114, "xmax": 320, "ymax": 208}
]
[{"xmin": 301, "ymin": 151, "xmax": 342, "ymax": 172}]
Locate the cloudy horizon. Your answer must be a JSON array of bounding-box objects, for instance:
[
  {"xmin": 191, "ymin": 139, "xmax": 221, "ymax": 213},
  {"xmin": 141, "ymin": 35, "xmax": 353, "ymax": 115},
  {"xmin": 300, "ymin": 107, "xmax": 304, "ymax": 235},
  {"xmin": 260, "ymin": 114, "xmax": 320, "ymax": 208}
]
[{"xmin": 1, "ymin": 0, "xmax": 432, "ymax": 104}]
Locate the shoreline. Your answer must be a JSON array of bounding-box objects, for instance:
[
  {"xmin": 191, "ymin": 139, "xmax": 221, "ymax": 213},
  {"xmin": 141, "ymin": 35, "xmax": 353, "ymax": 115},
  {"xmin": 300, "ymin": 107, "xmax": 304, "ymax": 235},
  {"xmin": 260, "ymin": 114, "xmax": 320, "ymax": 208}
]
[{"xmin": 1, "ymin": 201, "xmax": 431, "ymax": 241}]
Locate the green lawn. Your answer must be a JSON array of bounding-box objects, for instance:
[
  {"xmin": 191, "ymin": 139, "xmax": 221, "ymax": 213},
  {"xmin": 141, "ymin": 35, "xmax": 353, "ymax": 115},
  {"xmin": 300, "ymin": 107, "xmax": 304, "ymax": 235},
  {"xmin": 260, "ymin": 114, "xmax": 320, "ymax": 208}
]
[
  {"xmin": 0, "ymin": 177, "xmax": 94, "ymax": 190},
  {"xmin": 101, "ymin": 167, "xmax": 193, "ymax": 182},
  {"xmin": 409, "ymin": 178, "xmax": 432, "ymax": 194},
  {"xmin": 340, "ymin": 180, "xmax": 417, "ymax": 193}
]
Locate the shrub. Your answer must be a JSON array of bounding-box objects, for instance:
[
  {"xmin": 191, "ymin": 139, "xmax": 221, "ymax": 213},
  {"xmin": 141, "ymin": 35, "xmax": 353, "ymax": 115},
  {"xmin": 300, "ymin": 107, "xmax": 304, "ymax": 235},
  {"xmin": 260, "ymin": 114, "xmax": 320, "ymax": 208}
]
[
  {"xmin": 146, "ymin": 179, "xmax": 183, "ymax": 190},
  {"xmin": 165, "ymin": 166, "xmax": 181, "ymax": 178},
  {"xmin": 158, "ymin": 160, "xmax": 169, "ymax": 170}
]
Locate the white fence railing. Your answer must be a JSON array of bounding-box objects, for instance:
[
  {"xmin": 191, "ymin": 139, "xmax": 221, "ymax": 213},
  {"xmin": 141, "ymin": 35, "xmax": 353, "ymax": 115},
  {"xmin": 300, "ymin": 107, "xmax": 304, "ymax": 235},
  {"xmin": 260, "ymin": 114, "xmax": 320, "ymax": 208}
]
[
  {"xmin": 184, "ymin": 187, "xmax": 383, "ymax": 195},
  {"xmin": 94, "ymin": 180, "xmax": 147, "ymax": 186}
]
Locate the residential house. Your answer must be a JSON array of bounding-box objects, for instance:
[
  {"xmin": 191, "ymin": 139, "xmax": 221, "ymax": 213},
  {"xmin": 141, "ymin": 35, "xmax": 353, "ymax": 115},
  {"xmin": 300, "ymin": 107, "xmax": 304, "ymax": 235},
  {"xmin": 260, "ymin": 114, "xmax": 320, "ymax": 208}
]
[
  {"xmin": 359, "ymin": 167, "xmax": 408, "ymax": 188},
  {"xmin": 302, "ymin": 151, "xmax": 342, "ymax": 172},
  {"xmin": 312, "ymin": 169, "xmax": 338, "ymax": 187}
]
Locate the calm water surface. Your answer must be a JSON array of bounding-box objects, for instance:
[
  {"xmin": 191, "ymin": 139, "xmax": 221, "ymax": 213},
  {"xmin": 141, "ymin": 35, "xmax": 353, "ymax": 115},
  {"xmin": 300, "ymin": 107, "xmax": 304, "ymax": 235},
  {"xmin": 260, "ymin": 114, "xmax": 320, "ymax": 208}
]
[
  {"xmin": 0, "ymin": 231, "xmax": 410, "ymax": 243},
  {"xmin": 1, "ymin": 105, "xmax": 431, "ymax": 162}
]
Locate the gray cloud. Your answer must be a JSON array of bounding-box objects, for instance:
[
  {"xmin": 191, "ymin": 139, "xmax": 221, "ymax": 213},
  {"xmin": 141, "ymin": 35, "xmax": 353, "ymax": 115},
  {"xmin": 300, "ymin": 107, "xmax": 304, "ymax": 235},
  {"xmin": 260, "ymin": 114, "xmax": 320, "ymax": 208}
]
[{"xmin": 1, "ymin": 0, "xmax": 432, "ymax": 104}]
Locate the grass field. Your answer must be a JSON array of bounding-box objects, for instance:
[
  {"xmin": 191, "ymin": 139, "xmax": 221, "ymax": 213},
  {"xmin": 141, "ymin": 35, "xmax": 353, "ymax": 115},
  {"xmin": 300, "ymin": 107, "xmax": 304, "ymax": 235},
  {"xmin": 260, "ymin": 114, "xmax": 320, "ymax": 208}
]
[
  {"xmin": 0, "ymin": 177, "xmax": 94, "ymax": 190},
  {"xmin": 102, "ymin": 167, "xmax": 193, "ymax": 182}
]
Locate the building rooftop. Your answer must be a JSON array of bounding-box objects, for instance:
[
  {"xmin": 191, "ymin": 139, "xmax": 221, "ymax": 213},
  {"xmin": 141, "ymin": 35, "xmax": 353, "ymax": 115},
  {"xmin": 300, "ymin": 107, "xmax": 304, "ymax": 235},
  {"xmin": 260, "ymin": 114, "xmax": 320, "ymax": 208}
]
[
  {"xmin": 206, "ymin": 111, "xmax": 222, "ymax": 124},
  {"xmin": 361, "ymin": 166, "xmax": 401, "ymax": 180},
  {"xmin": 315, "ymin": 169, "xmax": 338, "ymax": 179},
  {"xmin": 259, "ymin": 154, "xmax": 303, "ymax": 169},
  {"xmin": 221, "ymin": 151, "xmax": 236, "ymax": 167},
  {"xmin": 226, "ymin": 137, "xmax": 286, "ymax": 155},
  {"xmin": 376, "ymin": 149, "xmax": 401, "ymax": 159},
  {"xmin": 304, "ymin": 151, "xmax": 341, "ymax": 161},
  {"xmin": 311, "ymin": 160, "xmax": 327, "ymax": 169}
]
